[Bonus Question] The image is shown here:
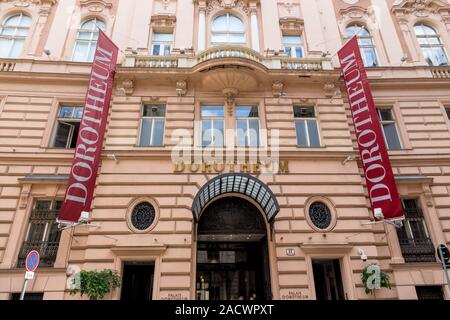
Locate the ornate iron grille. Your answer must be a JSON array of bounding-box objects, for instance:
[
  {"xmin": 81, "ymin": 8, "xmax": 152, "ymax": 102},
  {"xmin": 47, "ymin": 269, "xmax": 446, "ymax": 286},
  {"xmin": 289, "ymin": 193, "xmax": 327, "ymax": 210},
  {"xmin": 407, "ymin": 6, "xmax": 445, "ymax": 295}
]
[
  {"xmin": 397, "ymin": 199, "xmax": 436, "ymax": 263},
  {"xmin": 192, "ymin": 173, "xmax": 280, "ymax": 223},
  {"xmin": 17, "ymin": 201, "xmax": 62, "ymax": 268},
  {"xmin": 131, "ymin": 202, "xmax": 155, "ymax": 231},
  {"xmin": 309, "ymin": 202, "xmax": 332, "ymax": 230}
]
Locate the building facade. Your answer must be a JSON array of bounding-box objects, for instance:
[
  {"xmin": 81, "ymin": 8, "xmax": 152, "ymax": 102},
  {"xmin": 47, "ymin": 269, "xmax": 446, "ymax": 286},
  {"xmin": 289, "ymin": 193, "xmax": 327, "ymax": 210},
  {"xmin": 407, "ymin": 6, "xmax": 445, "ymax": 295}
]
[{"xmin": 0, "ymin": 0, "xmax": 450, "ymax": 300}]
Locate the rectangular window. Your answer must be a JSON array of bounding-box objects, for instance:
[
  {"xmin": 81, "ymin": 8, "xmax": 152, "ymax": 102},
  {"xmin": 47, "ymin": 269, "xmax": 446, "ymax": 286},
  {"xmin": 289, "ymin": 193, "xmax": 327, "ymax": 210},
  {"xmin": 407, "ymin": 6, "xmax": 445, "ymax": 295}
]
[
  {"xmin": 139, "ymin": 105, "xmax": 166, "ymax": 147},
  {"xmin": 416, "ymin": 286, "xmax": 444, "ymax": 300},
  {"xmin": 17, "ymin": 200, "xmax": 62, "ymax": 268},
  {"xmin": 201, "ymin": 105, "xmax": 224, "ymax": 147},
  {"xmin": 151, "ymin": 33, "xmax": 173, "ymax": 56},
  {"xmin": 10, "ymin": 293, "xmax": 44, "ymax": 300},
  {"xmin": 236, "ymin": 105, "xmax": 260, "ymax": 147},
  {"xmin": 445, "ymin": 107, "xmax": 450, "ymax": 120},
  {"xmin": 377, "ymin": 108, "xmax": 402, "ymax": 150},
  {"xmin": 283, "ymin": 35, "xmax": 304, "ymax": 58},
  {"xmin": 52, "ymin": 105, "xmax": 83, "ymax": 148},
  {"xmin": 396, "ymin": 199, "xmax": 436, "ymax": 263},
  {"xmin": 294, "ymin": 106, "xmax": 320, "ymax": 147}
]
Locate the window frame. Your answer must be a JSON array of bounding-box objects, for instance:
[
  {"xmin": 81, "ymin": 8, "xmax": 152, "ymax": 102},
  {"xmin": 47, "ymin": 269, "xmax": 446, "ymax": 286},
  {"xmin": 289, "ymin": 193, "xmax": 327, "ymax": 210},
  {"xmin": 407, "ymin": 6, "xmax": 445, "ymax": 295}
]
[
  {"xmin": 138, "ymin": 104, "xmax": 166, "ymax": 147},
  {"xmin": 211, "ymin": 13, "xmax": 246, "ymax": 46},
  {"xmin": 293, "ymin": 106, "xmax": 321, "ymax": 148},
  {"xmin": 151, "ymin": 32, "xmax": 173, "ymax": 56},
  {"xmin": 50, "ymin": 105, "xmax": 83, "ymax": 149},
  {"xmin": 345, "ymin": 24, "xmax": 378, "ymax": 67},
  {"xmin": 377, "ymin": 107, "xmax": 403, "ymax": 150},
  {"xmin": 235, "ymin": 105, "xmax": 261, "ymax": 147},
  {"xmin": 413, "ymin": 24, "xmax": 449, "ymax": 67},
  {"xmin": 71, "ymin": 17, "xmax": 106, "ymax": 62},
  {"xmin": 200, "ymin": 105, "xmax": 225, "ymax": 147},
  {"xmin": 282, "ymin": 35, "xmax": 304, "ymax": 58},
  {"xmin": 0, "ymin": 12, "xmax": 32, "ymax": 58}
]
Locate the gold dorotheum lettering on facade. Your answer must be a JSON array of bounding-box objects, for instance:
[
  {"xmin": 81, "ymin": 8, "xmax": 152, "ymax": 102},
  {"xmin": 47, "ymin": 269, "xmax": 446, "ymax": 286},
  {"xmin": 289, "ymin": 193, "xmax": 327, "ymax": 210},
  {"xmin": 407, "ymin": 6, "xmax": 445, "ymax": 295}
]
[{"xmin": 173, "ymin": 161, "xmax": 290, "ymax": 174}]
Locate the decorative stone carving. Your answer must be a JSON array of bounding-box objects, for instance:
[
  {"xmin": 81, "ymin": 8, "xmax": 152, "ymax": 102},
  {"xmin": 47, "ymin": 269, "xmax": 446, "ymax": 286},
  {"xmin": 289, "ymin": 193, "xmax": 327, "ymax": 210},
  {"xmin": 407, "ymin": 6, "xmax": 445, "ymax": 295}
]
[
  {"xmin": 205, "ymin": 0, "xmax": 252, "ymax": 16},
  {"xmin": 277, "ymin": 1, "xmax": 301, "ymax": 19},
  {"xmin": 151, "ymin": 15, "xmax": 177, "ymax": 32},
  {"xmin": 222, "ymin": 87, "xmax": 238, "ymax": 114},
  {"xmin": 79, "ymin": 0, "xmax": 113, "ymax": 12},
  {"xmin": 19, "ymin": 184, "xmax": 31, "ymax": 209},
  {"xmin": 272, "ymin": 80, "xmax": 284, "ymax": 98},
  {"xmin": 392, "ymin": 0, "xmax": 450, "ymax": 19},
  {"xmin": 323, "ymin": 81, "xmax": 340, "ymax": 98},
  {"xmin": 176, "ymin": 80, "xmax": 187, "ymax": 96},
  {"xmin": 279, "ymin": 17, "xmax": 304, "ymax": 36},
  {"xmin": 154, "ymin": 0, "xmax": 177, "ymax": 15},
  {"xmin": 117, "ymin": 79, "xmax": 134, "ymax": 96}
]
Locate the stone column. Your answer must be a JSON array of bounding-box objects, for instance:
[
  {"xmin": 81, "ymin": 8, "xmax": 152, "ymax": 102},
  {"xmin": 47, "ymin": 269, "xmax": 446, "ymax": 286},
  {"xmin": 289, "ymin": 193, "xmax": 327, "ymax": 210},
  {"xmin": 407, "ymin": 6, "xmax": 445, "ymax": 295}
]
[
  {"xmin": 250, "ymin": 4, "xmax": 260, "ymax": 52},
  {"xmin": 198, "ymin": 2, "xmax": 206, "ymax": 52}
]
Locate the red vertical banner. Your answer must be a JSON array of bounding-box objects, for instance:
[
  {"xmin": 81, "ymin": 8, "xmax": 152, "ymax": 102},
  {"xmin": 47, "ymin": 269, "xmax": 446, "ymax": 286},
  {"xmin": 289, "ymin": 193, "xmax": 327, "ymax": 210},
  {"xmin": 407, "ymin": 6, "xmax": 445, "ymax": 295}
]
[
  {"xmin": 58, "ymin": 31, "xmax": 118, "ymax": 224},
  {"xmin": 338, "ymin": 36, "xmax": 404, "ymax": 221}
]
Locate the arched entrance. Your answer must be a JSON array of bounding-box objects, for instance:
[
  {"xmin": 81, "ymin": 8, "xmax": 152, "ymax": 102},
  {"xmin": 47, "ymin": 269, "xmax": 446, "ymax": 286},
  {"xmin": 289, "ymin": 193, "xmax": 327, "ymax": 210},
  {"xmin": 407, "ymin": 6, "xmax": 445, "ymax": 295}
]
[{"xmin": 193, "ymin": 174, "xmax": 280, "ymax": 301}]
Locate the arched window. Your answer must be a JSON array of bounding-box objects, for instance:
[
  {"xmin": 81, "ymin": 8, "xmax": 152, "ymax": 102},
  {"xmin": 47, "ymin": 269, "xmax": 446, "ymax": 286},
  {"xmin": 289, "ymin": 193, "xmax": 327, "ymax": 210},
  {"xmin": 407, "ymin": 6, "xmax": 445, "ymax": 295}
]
[
  {"xmin": 72, "ymin": 18, "xmax": 106, "ymax": 62},
  {"xmin": 0, "ymin": 13, "xmax": 32, "ymax": 58},
  {"xmin": 414, "ymin": 24, "xmax": 448, "ymax": 66},
  {"xmin": 346, "ymin": 24, "xmax": 378, "ymax": 67},
  {"xmin": 211, "ymin": 13, "xmax": 245, "ymax": 45}
]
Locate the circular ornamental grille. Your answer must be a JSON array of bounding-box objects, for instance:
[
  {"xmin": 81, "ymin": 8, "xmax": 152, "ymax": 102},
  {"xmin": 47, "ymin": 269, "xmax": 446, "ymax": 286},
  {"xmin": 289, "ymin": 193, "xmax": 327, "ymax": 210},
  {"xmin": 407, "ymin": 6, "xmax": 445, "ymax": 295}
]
[
  {"xmin": 131, "ymin": 202, "xmax": 155, "ymax": 231},
  {"xmin": 309, "ymin": 202, "xmax": 332, "ymax": 230}
]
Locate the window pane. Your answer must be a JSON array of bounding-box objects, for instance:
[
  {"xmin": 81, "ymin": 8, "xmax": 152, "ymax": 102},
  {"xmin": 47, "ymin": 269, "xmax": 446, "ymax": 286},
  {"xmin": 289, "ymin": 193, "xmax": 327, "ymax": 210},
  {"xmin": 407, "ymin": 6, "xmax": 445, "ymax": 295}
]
[
  {"xmin": 152, "ymin": 33, "xmax": 173, "ymax": 42},
  {"xmin": 362, "ymin": 48, "xmax": 377, "ymax": 67},
  {"xmin": 9, "ymin": 39, "xmax": 24, "ymax": 58},
  {"xmin": 35, "ymin": 200, "xmax": 52, "ymax": 210},
  {"xmin": 228, "ymin": 15, "xmax": 245, "ymax": 32},
  {"xmin": 27, "ymin": 223, "xmax": 46, "ymax": 242},
  {"xmin": 284, "ymin": 47, "xmax": 292, "ymax": 57},
  {"xmin": 0, "ymin": 38, "xmax": 12, "ymax": 58},
  {"xmin": 248, "ymin": 119, "xmax": 260, "ymax": 147},
  {"xmin": 152, "ymin": 44, "xmax": 161, "ymax": 56},
  {"xmin": 212, "ymin": 15, "xmax": 228, "ymax": 32},
  {"xmin": 151, "ymin": 119, "xmax": 165, "ymax": 146},
  {"xmin": 446, "ymin": 108, "xmax": 450, "ymax": 120},
  {"xmin": 229, "ymin": 34, "xmax": 245, "ymax": 43},
  {"xmin": 0, "ymin": 27, "xmax": 15, "ymax": 36},
  {"xmin": 53, "ymin": 122, "xmax": 71, "ymax": 148},
  {"xmin": 201, "ymin": 119, "xmax": 212, "ymax": 146},
  {"xmin": 201, "ymin": 106, "xmax": 224, "ymax": 117},
  {"xmin": 283, "ymin": 36, "xmax": 302, "ymax": 45},
  {"xmin": 295, "ymin": 120, "xmax": 308, "ymax": 146},
  {"xmin": 378, "ymin": 109, "xmax": 393, "ymax": 121},
  {"xmin": 236, "ymin": 106, "xmax": 258, "ymax": 118},
  {"xmin": 211, "ymin": 34, "xmax": 227, "ymax": 43},
  {"xmin": 307, "ymin": 120, "xmax": 320, "ymax": 147},
  {"xmin": 383, "ymin": 123, "xmax": 402, "ymax": 150},
  {"xmin": 140, "ymin": 118, "xmax": 153, "ymax": 147},
  {"xmin": 73, "ymin": 42, "xmax": 89, "ymax": 61},
  {"xmin": 87, "ymin": 44, "xmax": 96, "ymax": 62},
  {"xmin": 212, "ymin": 120, "xmax": 224, "ymax": 146},
  {"xmin": 143, "ymin": 105, "xmax": 166, "ymax": 117},
  {"xmin": 236, "ymin": 119, "xmax": 247, "ymax": 147},
  {"xmin": 294, "ymin": 106, "xmax": 315, "ymax": 118},
  {"xmin": 164, "ymin": 45, "xmax": 171, "ymax": 56},
  {"xmin": 295, "ymin": 47, "xmax": 303, "ymax": 58}
]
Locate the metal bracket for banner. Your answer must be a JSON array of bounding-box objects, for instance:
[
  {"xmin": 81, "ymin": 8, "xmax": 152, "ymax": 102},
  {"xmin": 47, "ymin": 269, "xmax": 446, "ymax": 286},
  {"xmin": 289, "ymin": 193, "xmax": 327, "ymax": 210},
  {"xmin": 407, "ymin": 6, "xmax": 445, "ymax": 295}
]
[
  {"xmin": 361, "ymin": 208, "xmax": 405, "ymax": 228},
  {"xmin": 56, "ymin": 211, "xmax": 100, "ymax": 231}
]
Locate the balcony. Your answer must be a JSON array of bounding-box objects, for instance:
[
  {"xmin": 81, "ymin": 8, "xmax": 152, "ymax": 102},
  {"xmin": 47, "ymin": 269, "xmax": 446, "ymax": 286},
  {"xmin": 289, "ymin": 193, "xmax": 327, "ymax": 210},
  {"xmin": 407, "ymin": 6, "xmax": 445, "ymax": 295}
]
[
  {"xmin": 398, "ymin": 238, "xmax": 436, "ymax": 263},
  {"xmin": 123, "ymin": 45, "xmax": 332, "ymax": 71},
  {"xmin": 17, "ymin": 241, "xmax": 60, "ymax": 268}
]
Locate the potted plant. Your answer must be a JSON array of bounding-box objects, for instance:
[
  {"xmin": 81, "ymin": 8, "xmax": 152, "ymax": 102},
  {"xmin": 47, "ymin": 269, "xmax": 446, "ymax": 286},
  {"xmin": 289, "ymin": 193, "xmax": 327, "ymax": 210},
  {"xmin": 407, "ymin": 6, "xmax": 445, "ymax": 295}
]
[
  {"xmin": 70, "ymin": 269, "xmax": 121, "ymax": 300},
  {"xmin": 361, "ymin": 263, "xmax": 391, "ymax": 296}
]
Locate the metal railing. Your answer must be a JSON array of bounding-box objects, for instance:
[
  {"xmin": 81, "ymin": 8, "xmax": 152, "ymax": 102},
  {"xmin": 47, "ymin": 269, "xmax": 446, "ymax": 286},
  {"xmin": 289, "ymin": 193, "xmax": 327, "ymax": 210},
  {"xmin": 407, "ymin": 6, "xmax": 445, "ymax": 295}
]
[
  {"xmin": 17, "ymin": 241, "xmax": 60, "ymax": 268},
  {"xmin": 398, "ymin": 238, "xmax": 436, "ymax": 263}
]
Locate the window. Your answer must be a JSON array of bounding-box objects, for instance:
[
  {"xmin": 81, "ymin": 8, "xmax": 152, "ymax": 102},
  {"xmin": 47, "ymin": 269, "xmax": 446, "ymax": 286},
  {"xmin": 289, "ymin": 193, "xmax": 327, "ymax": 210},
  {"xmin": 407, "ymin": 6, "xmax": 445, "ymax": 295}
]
[
  {"xmin": 414, "ymin": 24, "xmax": 448, "ymax": 66},
  {"xmin": 211, "ymin": 14, "xmax": 245, "ymax": 45},
  {"xmin": 377, "ymin": 108, "xmax": 402, "ymax": 150},
  {"xmin": 396, "ymin": 199, "xmax": 435, "ymax": 263},
  {"xmin": 17, "ymin": 200, "xmax": 62, "ymax": 268},
  {"xmin": 52, "ymin": 105, "xmax": 83, "ymax": 148},
  {"xmin": 10, "ymin": 293, "xmax": 44, "ymax": 300},
  {"xmin": 294, "ymin": 106, "xmax": 320, "ymax": 147},
  {"xmin": 346, "ymin": 24, "xmax": 378, "ymax": 67},
  {"xmin": 0, "ymin": 13, "xmax": 31, "ymax": 58},
  {"xmin": 446, "ymin": 107, "xmax": 450, "ymax": 120},
  {"xmin": 72, "ymin": 18, "xmax": 106, "ymax": 62},
  {"xmin": 283, "ymin": 35, "xmax": 304, "ymax": 58},
  {"xmin": 139, "ymin": 105, "xmax": 166, "ymax": 147},
  {"xmin": 201, "ymin": 105, "xmax": 224, "ymax": 147},
  {"xmin": 151, "ymin": 33, "xmax": 173, "ymax": 56},
  {"xmin": 416, "ymin": 286, "xmax": 444, "ymax": 300},
  {"xmin": 236, "ymin": 106, "xmax": 260, "ymax": 147}
]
